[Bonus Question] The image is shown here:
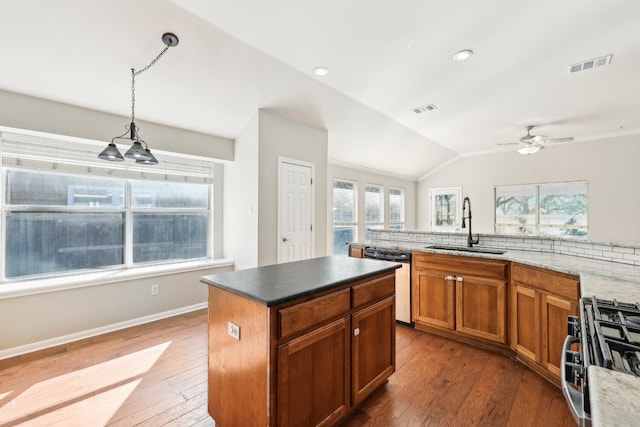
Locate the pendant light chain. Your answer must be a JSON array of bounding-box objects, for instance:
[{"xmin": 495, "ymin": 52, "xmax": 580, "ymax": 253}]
[{"xmin": 130, "ymin": 45, "xmax": 170, "ymax": 125}]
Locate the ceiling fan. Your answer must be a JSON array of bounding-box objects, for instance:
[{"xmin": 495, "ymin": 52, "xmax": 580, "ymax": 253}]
[{"xmin": 500, "ymin": 125, "xmax": 574, "ymax": 155}]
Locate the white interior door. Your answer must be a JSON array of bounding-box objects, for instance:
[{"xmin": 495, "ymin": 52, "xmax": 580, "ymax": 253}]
[{"xmin": 279, "ymin": 160, "xmax": 313, "ymax": 263}]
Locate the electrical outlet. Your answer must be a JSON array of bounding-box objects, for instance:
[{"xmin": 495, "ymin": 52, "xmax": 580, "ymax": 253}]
[
  {"xmin": 227, "ymin": 321, "xmax": 240, "ymax": 340},
  {"xmin": 151, "ymin": 284, "xmax": 159, "ymax": 296}
]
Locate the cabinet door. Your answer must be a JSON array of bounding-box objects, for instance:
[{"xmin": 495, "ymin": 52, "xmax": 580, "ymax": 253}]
[
  {"xmin": 277, "ymin": 317, "xmax": 351, "ymax": 427},
  {"xmin": 412, "ymin": 269, "xmax": 455, "ymax": 330},
  {"xmin": 511, "ymin": 285, "xmax": 540, "ymax": 363},
  {"xmin": 352, "ymin": 297, "xmax": 395, "ymax": 405},
  {"xmin": 456, "ymin": 276, "xmax": 506, "ymax": 343},
  {"xmin": 541, "ymin": 293, "xmax": 578, "ymax": 378}
]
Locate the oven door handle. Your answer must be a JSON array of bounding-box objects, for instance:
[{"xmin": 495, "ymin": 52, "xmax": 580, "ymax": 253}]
[{"xmin": 561, "ymin": 335, "xmax": 588, "ymax": 425}]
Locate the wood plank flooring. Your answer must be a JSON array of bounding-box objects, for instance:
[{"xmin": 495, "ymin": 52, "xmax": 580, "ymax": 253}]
[{"xmin": 0, "ymin": 310, "xmax": 574, "ymax": 426}]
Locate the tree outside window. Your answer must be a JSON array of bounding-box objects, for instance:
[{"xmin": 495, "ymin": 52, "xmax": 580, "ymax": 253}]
[{"xmin": 495, "ymin": 182, "xmax": 587, "ymax": 237}]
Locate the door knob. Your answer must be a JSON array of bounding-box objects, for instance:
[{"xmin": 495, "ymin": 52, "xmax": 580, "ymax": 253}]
[{"xmin": 282, "ymin": 237, "xmax": 289, "ymax": 242}]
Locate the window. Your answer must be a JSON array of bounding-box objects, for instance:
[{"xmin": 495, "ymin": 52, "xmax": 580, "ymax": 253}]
[
  {"xmin": 132, "ymin": 181, "xmax": 209, "ymax": 263},
  {"xmin": 1, "ymin": 130, "xmax": 215, "ymax": 281},
  {"xmin": 429, "ymin": 187, "xmax": 462, "ymax": 232},
  {"xmin": 332, "ymin": 180, "xmax": 357, "ymax": 255},
  {"xmin": 495, "ymin": 181, "xmax": 588, "ymax": 237},
  {"xmin": 388, "ymin": 188, "xmax": 405, "ymax": 230},
  {"xmin": 364, "ymin": 184, "xmax": 384, "ymax": 242}
]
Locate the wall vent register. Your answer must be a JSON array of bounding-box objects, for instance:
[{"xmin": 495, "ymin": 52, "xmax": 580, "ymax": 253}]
[{"xmin": 568, "ymin": 54, "xmax": 612, "ymax": 74}]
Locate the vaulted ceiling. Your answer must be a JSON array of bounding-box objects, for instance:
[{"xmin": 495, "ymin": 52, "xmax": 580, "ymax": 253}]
[{"xmin": 1, "ymin": 0, "xmax": 639, "ymax": 179}]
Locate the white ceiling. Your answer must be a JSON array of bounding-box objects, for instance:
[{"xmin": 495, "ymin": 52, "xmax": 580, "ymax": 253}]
[{"xmin": 1, "ymin": 0, "xmax": 639, "ymax": 179}]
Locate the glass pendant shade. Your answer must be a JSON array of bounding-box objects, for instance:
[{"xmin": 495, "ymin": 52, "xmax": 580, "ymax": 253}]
[
  {"xmin": 136, "ymin": 149, "xmax": 159, "ymax": 165},
  {"xmin": 125, "ymin": 140, "xmax": 151, "ymax": 160},
  {"xmin": 517, "ymin": 145, "xmax": 542, "ymax": 155},
  {"xmin": 98, "ymin": 143, "xmax": 125, "ymax": 161}
]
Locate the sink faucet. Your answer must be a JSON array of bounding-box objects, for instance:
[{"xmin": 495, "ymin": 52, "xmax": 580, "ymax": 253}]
[{"xmin": 462, "ymin": 197, "xmax": 480, "ymax": 247}]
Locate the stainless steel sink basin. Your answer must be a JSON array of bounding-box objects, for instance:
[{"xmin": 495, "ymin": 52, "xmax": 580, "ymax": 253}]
[{"xmin": 425, "ymin": 245, "xmax": 507, "ymax": 255}]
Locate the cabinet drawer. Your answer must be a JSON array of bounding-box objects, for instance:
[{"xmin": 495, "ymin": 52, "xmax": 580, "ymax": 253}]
[
  {"xmin": 352, "ymin": 273, "xmax": 395, "ymax": 309},
  {"xmin": 512, "ymin": 263, "xmax": 579, "ymax": 300},
  {"xmin": 278, "ymin": 288, "xmax": 351, "ymax": 340},
  {"xmin": 413, "ymin": 252, "xmax": 507, "ymax": 280}
]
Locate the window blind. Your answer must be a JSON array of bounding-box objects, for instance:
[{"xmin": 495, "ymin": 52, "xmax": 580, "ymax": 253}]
[{"xmin": 0, "ymin": 131, "xmax": 215, "ymax": 184}]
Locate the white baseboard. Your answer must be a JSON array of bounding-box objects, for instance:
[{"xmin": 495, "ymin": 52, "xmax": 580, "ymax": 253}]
[{"xmin": 0, "ymin": 302, "xmax": 208, "ymax": 361}]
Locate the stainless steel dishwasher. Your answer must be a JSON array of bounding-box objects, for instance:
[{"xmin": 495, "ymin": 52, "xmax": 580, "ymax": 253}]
[{"xmin": 363, "ymin": 247, "xmax": 412, "ymax": 325}]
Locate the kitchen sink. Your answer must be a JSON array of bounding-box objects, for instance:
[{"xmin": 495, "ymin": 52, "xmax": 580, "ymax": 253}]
[{"xmin": 425, "ymin": 245, "xmax": 507, "ymax": 255}]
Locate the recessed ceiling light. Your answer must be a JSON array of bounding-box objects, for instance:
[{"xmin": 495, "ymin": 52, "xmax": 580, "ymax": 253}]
[
  {"xmin": 452, "ymin": 49, "xmax": 473, "ymax": 61},
  {"xmin": 313, "ymin": 67, "xmax": 329, "ymax": 76}
]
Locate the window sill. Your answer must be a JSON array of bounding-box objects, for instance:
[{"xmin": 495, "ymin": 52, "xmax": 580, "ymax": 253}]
[{"xmin": 0, "ymin": 258, "xmax": 235, "ymax": 300}]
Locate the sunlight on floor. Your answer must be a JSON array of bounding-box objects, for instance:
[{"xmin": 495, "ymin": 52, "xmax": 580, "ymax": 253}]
[{"xmin": 0, "ymin": 341, "xmax": 171, "ymax": 425}]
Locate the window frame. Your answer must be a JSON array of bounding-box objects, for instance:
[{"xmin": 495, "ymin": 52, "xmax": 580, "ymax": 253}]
[
  {"xmin": 388, "ymin": 187, "xmax": 405, "ymax": 230},
  {"xmin": 332, "ymin": 178, "xmax": 358, "ymax": 255},
  {"xmin": 0, "ymin": 130, "xmax": 216, "ymax": 283},
  {"xmin": 494, "ymin": 181, "xmax": 588, "ymax": 237},
  {"xmin": 364, "ymin": 183, "xmax": 385, "ymax": 243}
]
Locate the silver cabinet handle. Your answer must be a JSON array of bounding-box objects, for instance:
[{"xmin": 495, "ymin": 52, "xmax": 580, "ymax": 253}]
[
  {"xmin": 353, "ymin": 328, "xmax": 360, "ymax": 336},
  {"xmin": 456, "ymin": 276, "xmax": 464, "ymax": 282},
  {"xmin": 445, "ymin": 275, "xmax": 455, "ymax": 281}
]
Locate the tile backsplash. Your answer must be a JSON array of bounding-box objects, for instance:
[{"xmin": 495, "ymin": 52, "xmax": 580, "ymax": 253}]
[{"xmin": 370, "ymin": 230, "xmax": 640, "ymax": 266}]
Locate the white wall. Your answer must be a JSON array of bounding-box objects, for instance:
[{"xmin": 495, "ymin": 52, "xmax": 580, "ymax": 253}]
[
  {"xmin": 223, "ymin": 114, "xmax": 260, "ymax": 270},
  {"xmin": 417, "ymin": 134, "xmax": 640, "ymax": 244},
  {"xmin": 258, "ymin": 110, "xmax": 328, "ymax": 266},
  {"xmin": 327, "ymin": 163, "xmax": 417, "ymax": 251}
]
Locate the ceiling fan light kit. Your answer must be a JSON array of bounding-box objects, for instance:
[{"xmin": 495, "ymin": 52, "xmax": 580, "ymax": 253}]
[
  {"xmin": 99, "ymin": 32, "xmax": 180, "ymax": 165},
  {"xmin": 517, "ymin": 145, "xmax": 541, "ymax": 155}
]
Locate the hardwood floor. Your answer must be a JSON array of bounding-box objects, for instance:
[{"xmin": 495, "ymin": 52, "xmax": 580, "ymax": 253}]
[{"xmin": 0, "ymin": 310, "xmax": 574, "ymax": 426}]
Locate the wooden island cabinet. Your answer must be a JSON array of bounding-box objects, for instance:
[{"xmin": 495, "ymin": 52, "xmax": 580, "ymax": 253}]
[{"xmin": 202, "ymin": 256, "xmax": 398, "ymax": 427}]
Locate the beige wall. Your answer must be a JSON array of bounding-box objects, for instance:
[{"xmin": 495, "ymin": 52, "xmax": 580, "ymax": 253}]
[
  {"xmin": 223, "ymin": 114, "xmax": 260, "ymax": 270},
  {"xmin": 328, "ymin": 163, "xmax": 417, "ymax": 250},
  {"xmin": 0, "ymin": 266, "xmax": 232, "ymax": 356},
  {"xmin": 0, "ymin": 90, "xmax": 235, "ymax": 358},
  {"xmin": 223, "ymin": 110, "xmax": 328, "ymax": 269},
  {"xmin": 0, "ymin": 89, "xmax": 234, "ymax": 161},
  {"xmin": 258, "ymin": 110, "xmax": 328, "ymax": 266},
  {"xmin": 417, "ymin": 134, "xmax": 640, "ymax": 244}
]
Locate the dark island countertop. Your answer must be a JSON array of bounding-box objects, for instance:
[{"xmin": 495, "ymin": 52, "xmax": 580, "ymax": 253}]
[{"xmin": 201, "ymin": 255, "xmax": 401, "ymax": 306}]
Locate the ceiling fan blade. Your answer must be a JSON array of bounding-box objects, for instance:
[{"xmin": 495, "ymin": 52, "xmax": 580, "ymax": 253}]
[
  {"xmin": 543, "ymin": 137, "xmax": 574, "ymax": 143},
  {"xmin": 496, "ymin": 142, "xmax": 520, "ymax": 146}
]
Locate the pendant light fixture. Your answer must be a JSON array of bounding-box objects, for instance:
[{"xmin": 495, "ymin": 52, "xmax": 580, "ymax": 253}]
[{"xmin": 99, "ymin": 32, "xmax": 179, "ymax": 165}]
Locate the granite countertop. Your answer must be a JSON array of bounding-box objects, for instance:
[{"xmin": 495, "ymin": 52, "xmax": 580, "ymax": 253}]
[{"xmin": 201, "ymin": 255, "xmax": 400, "ymax": 306}]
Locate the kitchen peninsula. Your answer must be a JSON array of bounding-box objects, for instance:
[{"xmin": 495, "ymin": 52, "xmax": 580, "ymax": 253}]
[{"xmin": 201, "ymin": 256, "xmax": 400, "ymax": 427}]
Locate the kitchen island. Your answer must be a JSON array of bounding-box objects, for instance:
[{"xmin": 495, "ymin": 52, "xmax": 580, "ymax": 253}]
[{"xmin": 201, "ymin": 256, "xmax": 400, "ymax": 427}]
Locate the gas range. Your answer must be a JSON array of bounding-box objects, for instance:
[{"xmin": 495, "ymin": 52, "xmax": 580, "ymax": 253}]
[
  {"xmin": 581, "ymin": 297, "xmax": 640, "ymax": 375},
  {"xmin": 563, "ymin": 296, "xmax": 640, "ymax": 426}
]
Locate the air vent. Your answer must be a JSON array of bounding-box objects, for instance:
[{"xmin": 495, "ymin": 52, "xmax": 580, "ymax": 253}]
[
  {"xmin": 412, "ymin": 104, "xmax": 437, "ymax": 114},
  {"xmin": 568, "ymin": 54, "xmax": 612, "ymax": 74}
]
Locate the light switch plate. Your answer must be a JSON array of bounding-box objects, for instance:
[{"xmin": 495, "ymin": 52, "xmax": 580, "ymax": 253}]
[{"xmin": 227, "ymin": 321, "xmax": 240, "ymax": 340}]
